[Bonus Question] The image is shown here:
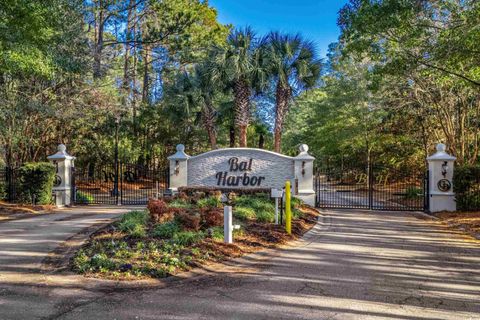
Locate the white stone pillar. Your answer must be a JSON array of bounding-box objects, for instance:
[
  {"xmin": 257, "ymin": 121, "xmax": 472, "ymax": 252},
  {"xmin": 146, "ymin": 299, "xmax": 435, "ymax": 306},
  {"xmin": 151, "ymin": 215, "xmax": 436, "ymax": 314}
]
[
  {"xmin": 167, "ymin": 144, "xmax": 189, "ymax": 191},
  {"xmin": 47, "ymin": 144, "xmax": 75, "ymax": 207},
  {"xmin": 293, "ymin": 144, "xmax": 315, "ymax": 206},
  {"xmin": 427, "ymin": 143, "xmax": 456, "ymax": 212}
]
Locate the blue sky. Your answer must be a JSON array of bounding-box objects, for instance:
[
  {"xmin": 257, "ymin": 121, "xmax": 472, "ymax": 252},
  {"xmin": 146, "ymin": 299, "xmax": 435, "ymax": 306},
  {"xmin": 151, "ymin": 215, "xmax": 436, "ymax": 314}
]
[{"xmin": 208, "ymin": 0, "xmax": 348, "ymax": 58}]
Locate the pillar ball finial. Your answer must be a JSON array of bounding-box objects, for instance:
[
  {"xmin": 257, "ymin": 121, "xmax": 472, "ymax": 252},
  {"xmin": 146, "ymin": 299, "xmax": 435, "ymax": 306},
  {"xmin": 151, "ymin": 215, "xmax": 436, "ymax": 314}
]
[
  {"xmin": 176, "ymin": 144, "xmax": 185, "ymax": 152},
  {"xmin": 58, "ymin": 144, "xmax": 66, "ymax": 152},
  {"xmin": 299, "ymin": 144, "xmax": 309, "ymax": 153},
  {"xmin": 436, "ymin": 143, "xmax": 446, "ymax": 152}
]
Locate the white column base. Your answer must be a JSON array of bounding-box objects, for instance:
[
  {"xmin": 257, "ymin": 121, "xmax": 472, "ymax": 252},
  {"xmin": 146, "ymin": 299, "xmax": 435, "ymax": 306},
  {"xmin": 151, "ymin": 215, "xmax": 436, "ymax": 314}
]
[
  {"xmin": 429, "ymin": 193, "xmax": 456, "ymax": 212},
  {"xmin": 295, "ymin": 189, "xmax": 315, "ymax": 207},
  {"xmin": 53, "ymin": 188, "xmax": 72, "ymax": 207}
]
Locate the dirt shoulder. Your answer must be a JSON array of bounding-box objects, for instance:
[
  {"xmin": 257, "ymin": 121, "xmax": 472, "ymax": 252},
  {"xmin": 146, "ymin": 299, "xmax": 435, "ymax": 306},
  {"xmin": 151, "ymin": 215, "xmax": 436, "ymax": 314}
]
[
  {"xmin": 433, "ymin": 211, "xmax": 480, "ymax": 240},
  {"xmin": 0, "ymin": 201, "xmax": 57, "ymax": 222}
]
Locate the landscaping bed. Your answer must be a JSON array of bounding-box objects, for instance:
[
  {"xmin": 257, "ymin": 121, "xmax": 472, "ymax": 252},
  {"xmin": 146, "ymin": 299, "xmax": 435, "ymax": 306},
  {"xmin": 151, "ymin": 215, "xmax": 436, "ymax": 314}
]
[{"xmin": 73, "ymin": 191, "xmax": 319, "ymax": 280}]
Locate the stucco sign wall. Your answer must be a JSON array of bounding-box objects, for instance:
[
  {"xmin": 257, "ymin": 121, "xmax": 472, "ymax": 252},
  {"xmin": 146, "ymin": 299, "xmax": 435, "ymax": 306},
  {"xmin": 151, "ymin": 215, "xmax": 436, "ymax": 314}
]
[
  {"xmin": 167, "ymin": 144, "xmax": 316, "ymax": 205},
  {"xmin": 187, "ymin": 148, "xmax": 294, "ymax": 190}
]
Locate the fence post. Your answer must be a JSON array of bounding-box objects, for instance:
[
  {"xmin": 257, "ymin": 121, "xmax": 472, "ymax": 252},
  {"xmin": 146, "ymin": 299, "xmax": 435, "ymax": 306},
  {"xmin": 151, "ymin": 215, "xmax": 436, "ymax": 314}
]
[
  {"xmin": 47, "ymin": 144, "xmax": 75, "ymax": 207},
  {"xmin": 426, "ymin": 143, "xmax": 456, "ymax": 212}
]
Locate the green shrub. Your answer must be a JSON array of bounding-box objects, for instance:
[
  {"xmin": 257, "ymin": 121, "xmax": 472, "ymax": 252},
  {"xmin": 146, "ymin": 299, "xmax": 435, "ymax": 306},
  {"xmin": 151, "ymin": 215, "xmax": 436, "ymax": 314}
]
[
  {"xmin": 172, "ymin": 231, "xmax": 205, "ymax": 246},
  {"xmin": 168, "ymin": 199, "xmax": 192, "ymax": 209},
  {"xmin": 17, "ymin": 162, "xmax": 55, "ymax": 204},
  {"xmin": 210, "ymin": 226, "xmax": 224, "ymax": 241},
  {"xmin": 404, "ymin": 186, "xmax": 422, "ymax": 199},
  {"xmin": 197, "ymin": 197, "xmax": 221, "ymax": 208},
  {"xmin": 89, "ymin": 253, "xmax": 116, "ymax": 271},
  {"xmin": 76, "ymin": 191, "xmax": 94, "ymax": 204},
  {"xmin": 235, "ymin": 195, "xmax": 275, "ymax": 222},
  {"xmin": 234, "ymin": 207, "xmax": 256, "ymax": 220},
  {"xmin": 73, "ymin": 249, "xmax": 91, "ymax": 273},
  {"xmin": 291, "ymin": 197, "xmax": 304, "ymax": 207},
  {"xmin": 117, "ymin": 210, "xmax": 149, "ymax": 238},
  {"xmin": 256, "ymin": 210, "xmax": 274, "ymax": 223},
  {"xmin": 454, "ymin": 165, "xmax": 480, "ymax": 210},
  {"xmin": 152, "ymin": 221, "xmax": 181, "ymax": 238}
]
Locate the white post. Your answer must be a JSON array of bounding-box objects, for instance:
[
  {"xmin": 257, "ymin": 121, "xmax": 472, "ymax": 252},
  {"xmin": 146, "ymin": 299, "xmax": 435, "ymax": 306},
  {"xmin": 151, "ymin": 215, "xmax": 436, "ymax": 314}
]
[
  {"xmin": 427, "ymin": 143, "xmax": 456, "ymax": 212},
  {"xmin": 271, "ymin": 188, "xmax": 283, "ymax": 224},
  {"xmin": 224, "ymin": 206, "xmax": 233, "ymax": 244},
  {"xmin": 293, "ymin": 144, "xmax": 315, "ymax": 206},
  {"xmin": 47, "ymin": 144, "xmax": 75, "ymax": 207},
  {"xmin": 275, "ymin": 198, "xmax": 279, "ymax": 224},
  {"xmin": 167, "ymin": 144, "xmax": 189, "ymax": 192}
]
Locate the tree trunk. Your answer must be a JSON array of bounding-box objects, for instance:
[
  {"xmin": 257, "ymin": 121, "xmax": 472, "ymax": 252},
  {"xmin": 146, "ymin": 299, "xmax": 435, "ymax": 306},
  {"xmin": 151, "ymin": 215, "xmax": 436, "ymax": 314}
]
[
  {"xmin": 233, "ymin": 79, "xmax": 250, "ymax": 147},
  {"xmin": 258, "ymin": 133, "xmax": 264, "ymax": 149},
  {"xmin": 202, "ymin": 97, "xmax": 217, "ymax": 149},
  {"xmin": 142, "ymin": 45, "xmax": 151, "ymax": 104},
  {"xmin": 93, "ymin": 1, "xmax": 105, "ymax": 79},
  {"xmin": 229, "ymin": 126, "xmax": 235, "ymax": 147},
  {"xmin": 273, "ymin": 83, "xmax": 291, "ymax": 153},
  {"xmin": 239, "ymin": 125, "xmax": 247, "ymax": 147}
]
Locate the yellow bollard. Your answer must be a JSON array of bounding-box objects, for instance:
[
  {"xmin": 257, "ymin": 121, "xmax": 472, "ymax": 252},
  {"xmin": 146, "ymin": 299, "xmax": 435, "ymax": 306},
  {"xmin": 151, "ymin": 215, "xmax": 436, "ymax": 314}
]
[{"xmin": 285, "ymin": 180, "xmax": 292, "ymax": 234}]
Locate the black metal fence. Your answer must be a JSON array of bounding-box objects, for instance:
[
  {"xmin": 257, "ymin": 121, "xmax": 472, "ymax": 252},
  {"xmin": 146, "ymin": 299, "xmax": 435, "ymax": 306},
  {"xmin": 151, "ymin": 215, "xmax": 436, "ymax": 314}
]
[
  {"xmin": 315, "ymin": 162, "xmax": 428, "ymax": 211},
  {"xmin": 73, "ymin": 163, "xmax": 169, "ymax": 205},
  {"xmin": 0, "ymin": 167, "xmax": 21, "ymax": 203}
]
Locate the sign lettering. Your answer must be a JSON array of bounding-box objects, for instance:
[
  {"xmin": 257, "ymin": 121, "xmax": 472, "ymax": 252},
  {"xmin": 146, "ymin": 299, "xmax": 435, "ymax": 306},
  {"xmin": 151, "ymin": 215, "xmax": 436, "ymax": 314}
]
[{"xmin": 216, "ymin": 157, "xmax": 265, "ymax": 187}]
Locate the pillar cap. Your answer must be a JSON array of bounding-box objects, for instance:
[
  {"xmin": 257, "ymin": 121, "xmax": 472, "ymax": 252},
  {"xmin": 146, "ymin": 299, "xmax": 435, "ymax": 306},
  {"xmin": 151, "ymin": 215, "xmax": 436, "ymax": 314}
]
[
  {"xmin": 168, "ymin": 144, "xmax": 190, "ymax": 160},
  {"xmin": 426, "ymin": 143, "xmax": 456, "ymax": 161},
  {"xmin": 294, "ymin": 144, "xmax": 315, "ymax": 160},
  {"xmin": 47, "ymin": 144, "xmax": 75, "ymax": 161}
]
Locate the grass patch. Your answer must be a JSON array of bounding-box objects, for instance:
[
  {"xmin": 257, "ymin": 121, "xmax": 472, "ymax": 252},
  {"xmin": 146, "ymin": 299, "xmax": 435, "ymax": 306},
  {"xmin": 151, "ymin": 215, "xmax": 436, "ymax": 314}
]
[
  {"xmin": 172, "ymin": 230, "xmax": 206, "ymax": 246},
  {"xmin": 168, "ymin": 199, "xmax": 192, "ymax": 209},
  {"xmin": 197, "ymin": 197, "xmax": 221, "ymax": 208},
  {"xmin": 152, "ymin": 221, "xmax": 181, "ymax": 238},
  {"xmin": 117, "ymin": 210, "xmax": 149, "ymax": 238}
]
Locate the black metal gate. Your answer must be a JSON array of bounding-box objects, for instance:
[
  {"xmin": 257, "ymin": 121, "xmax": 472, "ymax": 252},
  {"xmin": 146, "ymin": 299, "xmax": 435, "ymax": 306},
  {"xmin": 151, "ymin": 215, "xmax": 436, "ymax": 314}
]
[
  {"xmin": 315, "ymin": 163, "xmax": 428, "ymax": 211},
  {"xmin": 72, "ymin": 163, "xmax": 169, "ymax": 205}
]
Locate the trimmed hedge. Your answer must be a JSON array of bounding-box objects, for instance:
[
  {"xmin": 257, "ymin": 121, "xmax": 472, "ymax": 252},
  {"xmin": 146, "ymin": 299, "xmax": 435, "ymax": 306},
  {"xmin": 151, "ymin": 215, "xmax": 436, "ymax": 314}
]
[
  {"xmin": 18, "ymin": 162, "xmax": 56, "ymax": 205},
  {"xmin": 453, "ymin": 165, "xmax": 480, "ymax": 211}
]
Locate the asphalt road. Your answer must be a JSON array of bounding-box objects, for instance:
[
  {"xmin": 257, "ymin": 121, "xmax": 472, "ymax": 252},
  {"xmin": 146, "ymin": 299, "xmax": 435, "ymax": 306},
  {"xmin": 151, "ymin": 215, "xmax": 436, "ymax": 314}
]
[{"xmin": 0, "ymin": 208, "xmax": 479, "ymax": 319}]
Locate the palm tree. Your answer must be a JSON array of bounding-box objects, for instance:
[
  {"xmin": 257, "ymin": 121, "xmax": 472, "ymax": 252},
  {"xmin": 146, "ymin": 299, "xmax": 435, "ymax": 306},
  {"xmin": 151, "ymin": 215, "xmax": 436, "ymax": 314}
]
[
  {"xmin": 195, "ymin": 64, "xmax": 219, "ymax": 149},
  {"xmin": 208, "ymin": 27, "xmax": 265, "ymax": 147},
  {"xmin": 265, "ymin": 32, "xmax": 321, "ymax": 152},
  {"xmin": 169, "ymin": 66, "xmax": 219, "ymax": 149}
]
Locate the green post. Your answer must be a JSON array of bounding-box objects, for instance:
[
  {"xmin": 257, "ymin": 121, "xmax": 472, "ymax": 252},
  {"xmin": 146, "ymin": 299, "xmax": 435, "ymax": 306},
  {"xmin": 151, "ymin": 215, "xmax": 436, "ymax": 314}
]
[{"xmin": 285, "ymin": 180, "xmax": 291, "ymax": 234}]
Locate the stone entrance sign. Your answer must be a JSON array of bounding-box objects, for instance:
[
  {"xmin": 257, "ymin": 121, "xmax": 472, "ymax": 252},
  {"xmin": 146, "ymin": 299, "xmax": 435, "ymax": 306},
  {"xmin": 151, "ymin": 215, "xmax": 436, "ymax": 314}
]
[{"xmin": 168, "ymin": 144, "xmax": 316, "ymax": 205}]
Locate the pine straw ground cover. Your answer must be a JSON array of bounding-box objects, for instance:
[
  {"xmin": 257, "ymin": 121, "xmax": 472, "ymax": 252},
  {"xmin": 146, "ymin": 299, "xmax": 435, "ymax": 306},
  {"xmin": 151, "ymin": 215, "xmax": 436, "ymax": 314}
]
[
  {"xmin": 73, "ymin": 192, "xmax": 319, "ymax": 280},
  {"xmin": 434, "ymin": 211, "xmax": 480, "ymax": 238},
  {"xmin": 0, "ymin": 201, "xmax": 55, "ymax": 221}
]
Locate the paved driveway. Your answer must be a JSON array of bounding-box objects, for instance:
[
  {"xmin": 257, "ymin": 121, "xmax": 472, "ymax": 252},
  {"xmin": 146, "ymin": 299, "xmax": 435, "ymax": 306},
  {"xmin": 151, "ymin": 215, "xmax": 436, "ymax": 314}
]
[
  {"xmin": 0, "ymin": 206, "xmax": 134, "ymax": 319},
  {"xmin": 1, "ymin": 209, "xmax": 479, "ymax": 319}
]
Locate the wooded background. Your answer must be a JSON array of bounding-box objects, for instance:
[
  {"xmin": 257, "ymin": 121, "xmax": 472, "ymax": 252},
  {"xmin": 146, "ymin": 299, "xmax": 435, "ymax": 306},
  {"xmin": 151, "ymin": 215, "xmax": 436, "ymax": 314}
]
[{"xmin": 0, "ymin": 0, "xmax": 478, "ymax": 171}]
